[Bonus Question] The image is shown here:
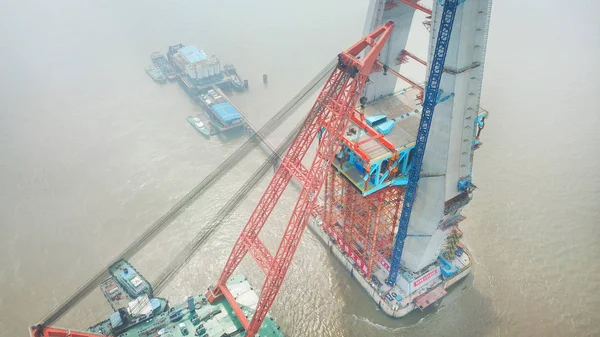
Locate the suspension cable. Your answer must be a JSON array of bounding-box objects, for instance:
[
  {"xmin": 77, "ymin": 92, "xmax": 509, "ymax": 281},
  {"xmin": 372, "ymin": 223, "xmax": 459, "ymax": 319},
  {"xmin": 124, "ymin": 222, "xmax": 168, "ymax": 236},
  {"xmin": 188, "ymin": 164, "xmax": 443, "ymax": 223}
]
[
  {"xmin": 39, "ymin": 59, "xmax": 336, "ymax": 326},
  {"xmin": 153, "ymin": 122, "xmax": 302, "ymax": 293}
]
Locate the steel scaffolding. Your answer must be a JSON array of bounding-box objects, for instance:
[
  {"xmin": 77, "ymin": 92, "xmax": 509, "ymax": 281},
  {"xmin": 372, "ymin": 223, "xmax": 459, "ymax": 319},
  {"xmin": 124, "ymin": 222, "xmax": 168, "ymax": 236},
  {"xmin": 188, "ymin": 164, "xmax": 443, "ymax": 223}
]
[{"xmin": 323, "ymin": 167, "xmax": 403, "ymax": 278}]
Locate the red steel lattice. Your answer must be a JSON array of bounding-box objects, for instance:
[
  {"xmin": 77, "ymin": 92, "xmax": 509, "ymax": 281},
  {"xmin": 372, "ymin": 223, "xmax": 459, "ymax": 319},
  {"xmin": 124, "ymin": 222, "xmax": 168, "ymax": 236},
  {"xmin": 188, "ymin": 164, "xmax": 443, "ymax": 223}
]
[
  {"xmin": 30, "ymin": 326, "xmax": 111, "ymax": 337},
  {"xmin": 207, "ymin": 22, "xmax": 396, "ymax": 337},
  {"xmin": 323, "ymin": 168, "xmax": 403, "ymax": 277}
]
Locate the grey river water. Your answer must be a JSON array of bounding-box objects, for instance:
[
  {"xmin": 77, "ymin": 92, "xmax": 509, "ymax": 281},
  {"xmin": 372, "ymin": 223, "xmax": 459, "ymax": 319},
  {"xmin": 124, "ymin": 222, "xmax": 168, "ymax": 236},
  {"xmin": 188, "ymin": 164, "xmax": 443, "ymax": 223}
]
[{"xmin": 1, "ymin": 0, "xmax": 599, "ymax": 336}]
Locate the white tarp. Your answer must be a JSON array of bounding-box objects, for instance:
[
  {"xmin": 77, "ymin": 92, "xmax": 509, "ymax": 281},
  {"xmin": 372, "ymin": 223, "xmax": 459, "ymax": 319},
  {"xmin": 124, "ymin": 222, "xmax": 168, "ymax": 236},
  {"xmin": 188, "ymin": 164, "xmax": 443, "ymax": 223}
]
[{"xmin": 128, "ymin": 294, "xmax": 152, "ymax": 316}]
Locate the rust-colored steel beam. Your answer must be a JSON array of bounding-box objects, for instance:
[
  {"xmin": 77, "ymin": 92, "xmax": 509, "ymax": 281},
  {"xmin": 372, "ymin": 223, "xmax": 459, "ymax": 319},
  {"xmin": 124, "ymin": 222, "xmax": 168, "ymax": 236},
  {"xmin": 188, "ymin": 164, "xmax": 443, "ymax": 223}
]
[
  {"xmin": 30, "ymin": 326, "xmax": 110, "ymax": 337},
  {"xmin": 376, "ymin": 60, "xmax": 423, "ymax": 96},
  {"xmin": 385, "ymin": 0, "xmax": 432, "ymax": 15},
  {"xmin": 208, "ymin": 21, "xmax": 396, "ymax": 337},
  {"xmin": 401, "ymin": 50, "xmax": 427, "ymax": 66}
]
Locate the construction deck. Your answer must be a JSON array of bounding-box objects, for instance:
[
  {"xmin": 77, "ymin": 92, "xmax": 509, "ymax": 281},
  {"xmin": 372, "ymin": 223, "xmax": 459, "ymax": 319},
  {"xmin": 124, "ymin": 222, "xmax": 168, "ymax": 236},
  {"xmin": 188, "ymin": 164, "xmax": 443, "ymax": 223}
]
[
  {"xmin": 361, "ymin": 87, "xmax": 488, "ymax": 152},
  {"xmin": 362, "ymin": 88, "xmax": 422, "ymax": 151},
  {"xmin": 88, "ymin": 262, "xmax": 282, "ymax": 337},
  {"xmin": 332, "ymin": 88, "xmax": 489, "ymax": 195},
  {"xmin": 99, "ymin": 277, "xmax": 132, "ymax": 311},
  {"xmin": 414, "ymin": 286, "xmax": 447, "ymax": 310},
  {"xmin": 108, "ymin": 260, "xmax": 153, "ymax": 299},
  {"xmin": 307, "ymin": 216, "xmax": 473, "ymax": 318}
]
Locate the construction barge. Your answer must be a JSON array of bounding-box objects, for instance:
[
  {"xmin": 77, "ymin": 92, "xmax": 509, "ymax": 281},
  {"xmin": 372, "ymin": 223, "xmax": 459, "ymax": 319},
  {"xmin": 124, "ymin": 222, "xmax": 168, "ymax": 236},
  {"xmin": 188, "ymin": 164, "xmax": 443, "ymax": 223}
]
[
  {"xmin": 147, "ymin": 44, "xmax": 247, "ymax": 134},
  {"xmin": 162, "ymin": 44, "xmax": 244, "ymax": 93},
  {"xmin": 308, "ymin": 217, "xmax": 472, "ymax": 316},
  {"xmin": 151, "ymin": 52, "xmax": 177, "ymax": 81},
  {"xmin": 35, "ymin": 260, "xmax": 283, "ymax": 337},
  {"xmin": 248, "ymin": 86, "xmax": 486, "ymax": 318},
  {"xmin": 302, "ymin": 87, "xmax": 482, "ymax": 313},
  {"xmin": 198, "ymin": 88, "xmax": 245, "ymax": 133}
]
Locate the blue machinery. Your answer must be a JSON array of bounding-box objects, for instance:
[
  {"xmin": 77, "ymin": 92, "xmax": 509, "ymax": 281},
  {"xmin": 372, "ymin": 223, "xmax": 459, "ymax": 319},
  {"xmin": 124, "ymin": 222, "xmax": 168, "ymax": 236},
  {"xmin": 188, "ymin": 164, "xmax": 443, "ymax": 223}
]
[
  {"xmin": 387, "ymin": 0, "xmax": 463, "ymax": 285},
  {"xmin": 333, "ymin": 141, "xmax": 413, "ymax": 196}
]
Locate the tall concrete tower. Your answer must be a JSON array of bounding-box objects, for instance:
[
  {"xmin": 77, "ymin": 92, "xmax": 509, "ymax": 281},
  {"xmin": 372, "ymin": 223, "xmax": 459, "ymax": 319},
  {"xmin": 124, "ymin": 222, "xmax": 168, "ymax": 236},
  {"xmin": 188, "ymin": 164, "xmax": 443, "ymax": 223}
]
[
  {"xmin": 362, "ymin": 1, "xmax": 416, "ymax": 102},
  {"xmin": 363, "ymin": 0, "xmax": 493, "ymax": 273}
]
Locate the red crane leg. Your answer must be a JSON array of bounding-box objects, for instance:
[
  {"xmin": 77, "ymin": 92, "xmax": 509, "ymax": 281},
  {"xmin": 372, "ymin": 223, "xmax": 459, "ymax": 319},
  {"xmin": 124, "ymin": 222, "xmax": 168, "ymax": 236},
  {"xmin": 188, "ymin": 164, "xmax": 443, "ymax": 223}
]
[
  {"xmin": 246, "ymin": 73, "xmax": 363, "ymax": 335},
  {"xmin": 210, "ymin": 65, "xmax": 349, "ymax": 294},
  {"xmin": 210, "ymin": 22, "xmax": 396, "ymax": 337},
  {"xmin": 30, "ymin": 326, "xmax": 110, "ymax": 337}
]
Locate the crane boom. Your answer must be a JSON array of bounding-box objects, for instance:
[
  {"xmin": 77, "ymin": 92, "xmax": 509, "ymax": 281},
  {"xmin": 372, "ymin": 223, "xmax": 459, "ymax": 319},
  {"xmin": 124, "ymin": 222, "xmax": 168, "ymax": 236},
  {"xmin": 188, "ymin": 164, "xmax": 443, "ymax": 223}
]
[
  {"xmin": 387, "ymin": 0, "xmax": 462, "ymax": 285},
  {"xmin": 208, "ymin": 22, "xmax": 395, "ymax": 337}
]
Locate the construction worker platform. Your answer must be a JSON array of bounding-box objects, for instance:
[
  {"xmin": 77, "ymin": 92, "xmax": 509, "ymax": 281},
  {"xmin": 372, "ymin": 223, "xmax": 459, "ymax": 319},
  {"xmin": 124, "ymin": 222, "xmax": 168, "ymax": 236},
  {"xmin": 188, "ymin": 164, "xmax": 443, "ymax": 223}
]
[
  {"xmin": 332, "ymin": 87, "xmax": 488, "ymax": 196},
  {"xmin": 332, "ymin": 88, "xmax": 422, "ymax": 196},
  {"xmin": 362, "ymin": 87, "xmax": 422, "ymax": 152}
]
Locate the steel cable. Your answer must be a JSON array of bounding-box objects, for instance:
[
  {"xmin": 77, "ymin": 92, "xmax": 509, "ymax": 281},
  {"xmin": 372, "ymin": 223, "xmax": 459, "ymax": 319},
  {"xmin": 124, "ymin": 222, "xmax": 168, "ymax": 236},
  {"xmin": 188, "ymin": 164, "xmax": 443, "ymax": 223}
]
[
  {"xmin": 153, "ymin": 122, "xmax": 302, "ymax": 294},
  {"xmin": 39, "ymin": 58, "xmax": 336, "ymax": 326}
]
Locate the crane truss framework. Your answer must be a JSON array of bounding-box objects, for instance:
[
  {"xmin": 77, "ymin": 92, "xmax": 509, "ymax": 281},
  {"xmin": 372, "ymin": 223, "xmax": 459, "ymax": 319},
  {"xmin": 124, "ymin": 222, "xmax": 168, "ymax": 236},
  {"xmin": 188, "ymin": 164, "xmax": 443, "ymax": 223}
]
[
  {"xmin": 208, "ymin": 22, "xmax": 396, "ymax": 337},
  {"xmin": 387, "ymin": 0, "xmax": 461, "ymax": 285},
  {"xmin": 30, "ymin": 326, "xmax": 110, "ymax": 337},
  {"xmin": 323, "ymin": 167, "xmax": 403, "ymax": 277}
]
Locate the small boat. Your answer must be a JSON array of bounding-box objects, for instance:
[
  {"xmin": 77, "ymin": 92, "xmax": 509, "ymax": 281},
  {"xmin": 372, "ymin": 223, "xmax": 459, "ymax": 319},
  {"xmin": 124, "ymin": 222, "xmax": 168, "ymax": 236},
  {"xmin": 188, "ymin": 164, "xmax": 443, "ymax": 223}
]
[
  {"xmin": 145, "ymin": 66, "xmax": 166, "ymax": 83},
  {"xmin": 187, "ymin": 115, "xmax": 211, "ymax": 136},
  {"xmin": 224, "ymin": 64, "xmax": 245, "ymax": 91},
  {"xmin": 230, "ymin": 74, "xmax": 244, "ymax": 91},
  {"xmin": 151, "ymin": 52, "xmax": 177, "ymax": 81}
]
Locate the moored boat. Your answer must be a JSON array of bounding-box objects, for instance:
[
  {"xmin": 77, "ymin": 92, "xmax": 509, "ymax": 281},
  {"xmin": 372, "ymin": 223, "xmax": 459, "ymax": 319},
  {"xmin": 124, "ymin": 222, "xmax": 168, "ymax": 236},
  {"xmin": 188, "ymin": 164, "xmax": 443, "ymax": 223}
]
[
  {"xmin": 224, "ymin": 64, "xmax": 244, "ymax": 91},
  {"xmin": 151, "ymin": 52, "xmax": 177, "ymax": 81},
  {"xmin": 145, "ymin": 66, "xmax": 166, "ymax": 83},
  {"xmin": 230, "ymin": 74, "xmax": 244, "ymax": 91},
  {"xmin": 187, "ymin": 115, "xmax": 211, "ymax": 136}
]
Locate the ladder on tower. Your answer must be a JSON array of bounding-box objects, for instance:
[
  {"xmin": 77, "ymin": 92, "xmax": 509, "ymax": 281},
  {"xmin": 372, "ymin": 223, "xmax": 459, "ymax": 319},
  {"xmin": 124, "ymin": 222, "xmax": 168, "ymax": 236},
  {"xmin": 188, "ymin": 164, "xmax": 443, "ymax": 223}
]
[{"xmin": 386, "ymin": 0, "xmax": 464, "ymax": 285}]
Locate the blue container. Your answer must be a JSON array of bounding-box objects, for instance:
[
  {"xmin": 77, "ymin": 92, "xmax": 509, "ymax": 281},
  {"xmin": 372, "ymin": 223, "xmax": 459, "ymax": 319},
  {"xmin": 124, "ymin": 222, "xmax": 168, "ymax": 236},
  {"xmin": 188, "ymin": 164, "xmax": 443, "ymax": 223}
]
[{"xmin": 187, "ymin": 296, "xmax": 195, "ymax": 313}]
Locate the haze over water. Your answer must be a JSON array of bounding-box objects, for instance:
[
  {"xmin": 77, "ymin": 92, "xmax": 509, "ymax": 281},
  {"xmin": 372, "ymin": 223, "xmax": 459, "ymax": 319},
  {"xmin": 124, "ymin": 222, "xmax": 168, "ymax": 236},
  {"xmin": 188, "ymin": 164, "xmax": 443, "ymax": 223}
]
[{"xmin": 1, "ymin": 1, "xmax": 599, "ymax": 336}]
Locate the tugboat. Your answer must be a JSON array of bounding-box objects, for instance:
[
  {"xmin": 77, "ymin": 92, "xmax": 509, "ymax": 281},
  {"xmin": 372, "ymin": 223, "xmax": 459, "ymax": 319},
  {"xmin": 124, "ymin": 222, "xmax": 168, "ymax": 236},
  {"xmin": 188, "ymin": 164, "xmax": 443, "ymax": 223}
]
[
  {"xmin": 145, "ymin": 66, "xmax": 166, "ymax": 83},
  {"xmin": 230, "ymin": 74, "xmax": 244, "ymax": 91},
  {"xmin": 187, "ymin": 115, "xmax": 211, "ymax": 137},
  {"xmin": 151, "ymin": 52, "xmax": 177, "ymax": 81},
  {"xmin": 224, "ymin": 64, "xmax": 244, "ymax": 91}
]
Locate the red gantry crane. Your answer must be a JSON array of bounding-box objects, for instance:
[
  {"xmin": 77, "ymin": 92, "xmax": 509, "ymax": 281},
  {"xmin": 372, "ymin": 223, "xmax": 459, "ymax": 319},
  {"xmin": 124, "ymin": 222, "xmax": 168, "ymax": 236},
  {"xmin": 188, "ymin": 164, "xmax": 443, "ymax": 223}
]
[{"xmin": 206, "ymin": 22, "xmax": 395, "ymax": 336}]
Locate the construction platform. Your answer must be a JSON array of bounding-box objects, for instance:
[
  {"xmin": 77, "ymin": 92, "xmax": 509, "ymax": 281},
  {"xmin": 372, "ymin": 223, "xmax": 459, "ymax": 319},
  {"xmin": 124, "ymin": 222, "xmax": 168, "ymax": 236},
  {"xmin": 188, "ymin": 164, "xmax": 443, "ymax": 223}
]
[
  {"xmin": 100, "ymin": 277, "xmax": 133, "ymax": 311},
  {"xmin": 333, "ymin": 87, "xmax": 488, "ymax": 196},
  {"xmin": 332, "ymin": 88, "xmax": 421, "ymax": 195},
  {"xmin": 308, "ymin": 215, "xmax": 472, "ymax": 318},
  {"xmin": 361, "ymin": 87, "xmax": 422, "ymax": 151},
  {"xmin": 198, "ymin": 88, "xmax": 245, "ymax": 133},
  {"xmin": 225, "ymin": 86, "xmax": 478, "ymax": 318},
  {"xmin": 87, "ymin": 261, "xmax": 283, "ymax": 337}
]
